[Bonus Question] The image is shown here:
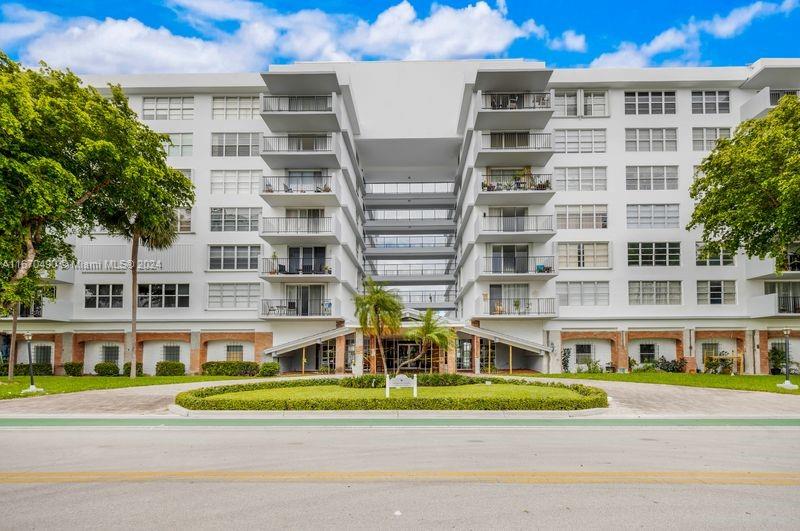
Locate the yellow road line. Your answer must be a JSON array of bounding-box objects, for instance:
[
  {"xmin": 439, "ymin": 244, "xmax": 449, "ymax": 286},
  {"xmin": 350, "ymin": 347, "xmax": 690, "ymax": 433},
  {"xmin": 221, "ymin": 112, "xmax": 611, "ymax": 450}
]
[{"xmin": 0, "ymin": 471, "xmax": 798, "ymax": 486}]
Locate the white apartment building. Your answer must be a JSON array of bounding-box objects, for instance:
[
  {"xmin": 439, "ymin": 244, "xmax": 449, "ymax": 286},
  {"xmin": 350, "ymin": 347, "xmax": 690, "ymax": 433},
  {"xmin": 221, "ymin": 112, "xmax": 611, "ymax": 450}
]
[{"xmin": 2, "ymin": 58, "xmax": 799, "ymax": 376}]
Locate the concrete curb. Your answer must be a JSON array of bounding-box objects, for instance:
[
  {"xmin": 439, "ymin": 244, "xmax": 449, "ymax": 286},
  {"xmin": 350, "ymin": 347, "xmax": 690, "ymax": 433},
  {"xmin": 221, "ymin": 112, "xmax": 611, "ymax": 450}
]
[{"xmin": 166, "ymin": 406, "xmax": 611, "ymax": 419}]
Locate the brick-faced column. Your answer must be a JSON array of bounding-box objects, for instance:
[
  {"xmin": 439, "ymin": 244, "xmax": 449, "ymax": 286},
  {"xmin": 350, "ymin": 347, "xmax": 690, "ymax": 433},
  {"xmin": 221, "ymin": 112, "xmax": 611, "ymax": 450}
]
[
  {"xmin": 369, "ymin": 336, "xmax": 377, "ymax": 375},
  {"xmin": 335, "ymin": 334, "xmax": 346, "ymax": 374},
  {"xmin": 254, "ymin": 332, "xmax": 273, "ymax": 365},
  {"xmin": 446, "ymin": 339, "xmax": 456, "ymax": 374},
  {"xmin": 757, "ymin": 330, "xmax": 770, "ymax": 374},
  {"xmin": 53, "ymin": 333, "xmax": 64, "ymax": 374},
  {"xmin": 472, "ymin": 334, "xmax": 480, "ymax": 374},
  {"xmin": 353, "ymin": 330, "xmax": 364, "ymax": 376},
  {"xmin": 189, "ymin": 331, "xmax": 201, "ymax": 374}
]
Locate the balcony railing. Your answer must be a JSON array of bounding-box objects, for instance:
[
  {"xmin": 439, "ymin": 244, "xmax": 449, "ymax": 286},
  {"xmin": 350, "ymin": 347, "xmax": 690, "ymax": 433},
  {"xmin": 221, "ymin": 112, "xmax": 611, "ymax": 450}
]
[
  {"xmin": 263, "ymin": 175, "xmax": 332, "ymax": 194},
  {"xmin": 480, "ymin": 215, "xmax": 553, "ymax": 232},
  {"xmin": 397, "ymin": 291, "xmax": 455, "ymax": 304},
  {"xmin": 481, "ymin": 256, "xmax": 555, "ymax": 274},
  {"xmin": 778, "ymin": 296, "xmax": 800, "ymax": 314},
  {"xmin": 261, "ymin": 217, "xmax": 332, "ymax": 233},
  {"xmin": 365, "ymin": 235, "xmax": 454, "ymax": 249},
  {"xmin": 786, "ymin": 253, "xmax": 800, "ymax": 272},
  {"xmin": 262, "ymin": 95, "xmax": 332, "ymax": 112},
  {"xmin": 367, "ymin": 263, "xmax": 451, "ymax": 276},
  {"xmin": 262, "ymin": 257, "xmax": 333, "ymax": 276},
  {"xmin": 261, "ymin": 298, "xmax": 333, "ymax": 317},
  {"xmin": 366, "ymin": 209, "xmax": 454, "ymax": 221},
  {"xmin": 365, "ymin": 182, "xmax": 454, "ymax": 194},
  {"xmin": 481, "ymin": 132, "xmax": 551, "ymax": 150},
  {"xmin": 770, "ymin": 90, "xmax": 800, "ymax": 106},
  {"xmin": 483, "ymin": 297, "xmax": 556, "ymax": 316},
  {"xmin": 481, "ymin": 171, "xmax": 552, "ymax": 192},
  {"xmin": 262, "ymin": 135, "xmax": 332, "ymax": 152},
  {"xmin": 481, "ymin": 92, "xmax": 551, "ymax": 110}
]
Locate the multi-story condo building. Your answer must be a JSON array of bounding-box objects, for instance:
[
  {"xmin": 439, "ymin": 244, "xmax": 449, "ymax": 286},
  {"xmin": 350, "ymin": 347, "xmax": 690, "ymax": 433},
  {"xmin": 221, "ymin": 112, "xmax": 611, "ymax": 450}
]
[{"xmin": 2, "ymin": 59, "xmax": 799, "ymax": 376}]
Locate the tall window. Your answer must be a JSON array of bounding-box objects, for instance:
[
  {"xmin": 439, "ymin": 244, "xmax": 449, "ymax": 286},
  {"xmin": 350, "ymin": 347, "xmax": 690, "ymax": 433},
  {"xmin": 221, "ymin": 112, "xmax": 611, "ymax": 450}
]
[
  {"xmin": 33, "ymin": 345, "xmax": 52, "ymax": 365},
  {"xmin": 701, "ymin": 343, "xmax": 719, "ymax": 358},
  {"xmin": 555, "ymin": 205, "xmax": 608, "ymax": 229},
  {"xmin": 208, "ymin": 245, "xmax": 260, "ymax": 270},
  {"xmin": 553, "ymin": 90, "xmax": 578, "ymax": 116},
  {"xmin": 212, "ymin": 96, "xmax": 259, "ymax": 119},
  {"xmin": 626, "ymin": 204, "xmax": 679, "ymax": 228},
  {"xmin": 553, "ymin": 167, "xmax": 607, "ymax": 191},
  {"xmin": 691, "ymin": 90, "xmax": 730, "ymax": 114},
  {"xmin": 639, "ymin": 344, "xmax": 658, "ymax": 364},
  {"xmin": 556, "ymin": 281, "xmax": 610, "ymax": 306},
  {"xmin": 628, "ymin": 281, "xmax": 682, "ymax": 305},
  {"xmin": 137, "ymin": 284, "xmax": 190, "ymax": 308},
  {"xmin": 177, "ymin": 208, "xmax": 192, "ymax": 233},
  {"xmin": 210, "ymin": 169, "xmax": 262, "ymax": 194},
  {"xmin": 695, "ymin": 243, "xmax": 734, "ymax": 266},
  {"xmin": 627, "ymin": 242, "xmax": 681, "ymax": 266},
  {"xmin": 625, "ymin": 166, "xmax": 678, "ymax": 190},
  {"xmin": 557, "ymin": 242, "xmax": 610, "ymax": 268},
  {"xmin": 575, "ymin": 344, "xmax": 594, "ymax": 365},
  {"xmin": 697, "ymin": 280, "xmax": 736, "ymax": 305},
  {"xmin": 163, "ymin": 345, "xmax": 181, "ymax": 362},
  {"xmin": 624, "ymin": 91, "xmax": 676, "ymax": 114},
  {"xmin": 692, "ymin": 127, "xmax": 731, "ymax": 151},
  {"xmin": 226, "ymin": 344, "xmax": 244, "ymax": 362},
  {"xmin": 553, "ymin": 90, "xmax": 607, "ymax": 117},
  {"xmin": 84, "ymin": 284, "xmax": 123, "ymax": 309},
  {"xmin": 142, "ymin": 97, "xmax": 193, "ymax": 120},
  {"xmin": 583, "ymin": 91, "xmax": 607, "ymax": 116},
  {"xmin": 211, "ymin": 132, "xmax": 260, "ymax": 157},
  {"xmin": 102, "ymin": 345, "xmax": 120, "ymax": 364},
  {"xmin": 209, "ymin": 207, "xmax": 260, "ymax": 231},
  {"xmin": 165, "ymin": 133, "xmax": 193, "ymax": 156},
  {"xmin": 208, "ymin": 283, "xmax": 260, "ymax": 309},
  {"xmin": 553, "ymin": 129, "xmax": 606, "ymax": 153},
  {"xmin": 625, "ymin": 128, "xmax": 677, "ymax": 152}
]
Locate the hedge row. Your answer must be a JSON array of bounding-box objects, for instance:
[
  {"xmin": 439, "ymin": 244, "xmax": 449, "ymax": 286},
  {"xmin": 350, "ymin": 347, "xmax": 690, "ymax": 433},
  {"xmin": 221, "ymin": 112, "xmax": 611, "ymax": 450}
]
[
  {"xmin": 63, "ymin": 362, "xmax": 83, "ymax": 377},
  {"xmin": 201, "ymin": 361, "xmax": 259, "ymax": 376},
  {"xmin": 340, "ymin": 373, "xmax": 477, "ymax": 388},
  {"xmin": 0, "ymin": 363, "xmax": 54, "ymax": 376},
  {"xmin": 155, "ymin": 361, "xmax": 185, "ymax": 376}
]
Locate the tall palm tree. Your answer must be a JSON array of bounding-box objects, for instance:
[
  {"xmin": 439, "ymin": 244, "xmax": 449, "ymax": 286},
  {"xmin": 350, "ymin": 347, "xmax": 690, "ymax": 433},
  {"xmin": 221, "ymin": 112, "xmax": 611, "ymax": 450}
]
[
  {"xmin": 354, "ymin": 278, "xmax": 402, "ymax": 374},
  {"xmin": 400, "ymin": 308, "xmax": 456, "ymax": 376}
]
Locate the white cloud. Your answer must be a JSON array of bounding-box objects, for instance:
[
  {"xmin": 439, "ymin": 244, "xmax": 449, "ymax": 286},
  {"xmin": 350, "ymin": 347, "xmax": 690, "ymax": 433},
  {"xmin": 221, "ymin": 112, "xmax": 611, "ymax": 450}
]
[
  {"xmin": 0, "ymin": 3, "xmax": 58, "ymax": 47},
  {"xmin": 548, "ymin": 30, "xmax": 587, "ymax": 52},
  {"xmin": 591, "ymin": 0, "xmax": 798, "ymax": 68}
]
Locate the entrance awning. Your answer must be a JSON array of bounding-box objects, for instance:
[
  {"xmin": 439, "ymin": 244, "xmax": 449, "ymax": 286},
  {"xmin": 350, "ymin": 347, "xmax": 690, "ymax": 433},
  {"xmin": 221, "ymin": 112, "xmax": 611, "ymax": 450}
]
[
  {"xmin": 265, "ymin": 326, "xmax": 355, "ymax": 357},
  {"xmin": 461, "ymin": 325, "xmax": 551, "ymax": 355}
]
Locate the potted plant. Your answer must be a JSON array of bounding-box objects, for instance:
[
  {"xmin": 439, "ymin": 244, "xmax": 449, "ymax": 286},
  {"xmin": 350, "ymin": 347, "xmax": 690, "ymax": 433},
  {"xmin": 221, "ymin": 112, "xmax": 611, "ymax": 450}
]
[
  {"xmin": 269, "ymin": 251, "xmax": 278, "ymax": 274},
  {"xmin": 513, "ymin": 299, "xmax": 521, "ymax": 314},
  {"xmin": 768, "ymin": 345, "xmax": 787, "ymax": 375},
  {"xmin": 322, "ymin": 183, "xmax": 331, "ymax": 192},
  {"xmin": 264, "ymin": 182, "xmax": 274, "ymax": 193},
  {"xmin": 322, "ymin": 264, "xmax": 332, "ymax": 274}
]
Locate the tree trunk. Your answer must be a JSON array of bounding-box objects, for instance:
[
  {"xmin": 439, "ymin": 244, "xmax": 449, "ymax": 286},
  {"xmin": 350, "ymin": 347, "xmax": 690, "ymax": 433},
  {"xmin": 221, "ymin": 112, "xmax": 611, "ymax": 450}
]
[
  {"xmin": 395, "ymin": 341, "xmax": 427, "ymax": 376},
  {"xmin": 128, "ymin": 233, "xmax": 140, "ymax": 379},
  {"xmin": 6, "ymin": 304, "xmax": 19, "ymax": 381}
]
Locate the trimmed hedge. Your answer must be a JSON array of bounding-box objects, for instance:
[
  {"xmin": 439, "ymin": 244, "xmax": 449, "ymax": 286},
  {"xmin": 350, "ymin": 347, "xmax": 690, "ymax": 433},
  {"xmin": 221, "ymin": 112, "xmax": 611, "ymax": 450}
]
[
  {"xmin": 338, "ymin": 373, "xmax": 478, "ymax": 388},
  {"xmin": 258, "ymin": 362, "xmax": 280, "ymax": 377},
  {"xmin": 63, "ymin": 362, "xmax": 84, "ymax": 377},
  {"xmin": 123, "ymin": 362, "xmax": 144, "ymax": 377},
  {"xmin": 0, "ymin": 363, "xmax": 54, "ymax": 376},
  {"xmin": 94, "ymin": 362, "xmax": 119, "ymax": 376},
  {"xmin": 202, "ymin": 361, "xmax": 259, "ymax": 376},
  {"xmin": 155, "ymin": 361, "xmax": 186, "ymax": 376},
  {"xmin": 175, "ymin": 377, "xmax": 608, "ymax": 411}
]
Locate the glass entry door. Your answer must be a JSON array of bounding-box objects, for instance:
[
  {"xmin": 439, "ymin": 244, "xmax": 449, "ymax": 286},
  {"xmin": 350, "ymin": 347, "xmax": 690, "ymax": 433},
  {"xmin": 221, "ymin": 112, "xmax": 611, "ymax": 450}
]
[{"xmin": 285, "ymin": 284, "xmax": 325, "ymax": 315}]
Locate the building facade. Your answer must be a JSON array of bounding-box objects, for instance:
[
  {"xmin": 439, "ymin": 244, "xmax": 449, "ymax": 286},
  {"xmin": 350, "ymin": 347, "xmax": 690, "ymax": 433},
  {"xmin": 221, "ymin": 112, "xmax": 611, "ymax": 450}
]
[{"xmin": 2, "ymin": 59, "xmax": 799, "ymax": 375}]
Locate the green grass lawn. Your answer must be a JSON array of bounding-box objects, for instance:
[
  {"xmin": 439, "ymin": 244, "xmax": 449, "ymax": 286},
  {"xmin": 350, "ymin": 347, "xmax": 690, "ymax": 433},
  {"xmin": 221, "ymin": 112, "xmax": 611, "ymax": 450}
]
[
  {"xmin": 530, "ymin": 372, "xmax": 800, "ymax": 394},
  {"xmin": 0, "ymin": 375, "xmax": 250, "ymax": 400}
]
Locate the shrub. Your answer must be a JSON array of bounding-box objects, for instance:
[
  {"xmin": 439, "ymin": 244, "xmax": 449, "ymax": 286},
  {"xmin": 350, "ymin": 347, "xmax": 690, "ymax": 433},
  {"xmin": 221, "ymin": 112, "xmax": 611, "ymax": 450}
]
[
  {"xmin": 655, "ymin": 356, "xmax": 687, "ymax": 373},
  {"xmin": 416, "ymin": 373, "xmax": 476, "ymax": 386},
  {"xmin": 258, "ymin": 362, "xmax": 280, "ymax": 377},
  {"xmin": 123, "ymin": 362, "xmax": 144, "ymax": 376},
  {"xmin": 585, "ymin": 359, "xmax": 603, "ymax": 374},
  {"xmin": 339, "ymin": 375, "xmax": 386, "ymax": 388},
  {"xmin": 63, "ymin": 362, "xmax": 84, "ymax": 377},
  {"xmin": 318, "ymin": 366, "xmax": 333, "ymax": 375},
  {"xmin": 0, "ymin": 363, "xmax": 54, "ymax": 376},
  {"xmin": 633, "ymin": 363, "xmax": 658, "ymax": 373},
  {"xmin": 561, "ymin": 348, "xmax": 571, "ymax": 373},
  {"xmin": 769, "ymin": 346, "xmax": 791, "ymax": 375},
  {"xmin": 628, "ymin": 357, "xmax": 638, "ymax": 372},
  {"xmin": 703, "ymin": 358, "xmax": 721, "ymax": 374},
  {"xmin": 155, "ymin": 361, "xmax": 185, "ymax": 376},
  {"xmin": 94, "ymin": 362, "xmax": 119, "ymax": 376},
  {"xmin": 201, "ymin": 361, "xmax": 259, "ymax": 376}
]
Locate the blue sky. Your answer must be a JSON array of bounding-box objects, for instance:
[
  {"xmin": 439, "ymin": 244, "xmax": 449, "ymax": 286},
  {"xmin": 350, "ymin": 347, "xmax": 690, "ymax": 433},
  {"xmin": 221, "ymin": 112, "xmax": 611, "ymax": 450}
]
[{"xmin": 1, "ymin": 0, "xmax": 798, "ymax": 73}]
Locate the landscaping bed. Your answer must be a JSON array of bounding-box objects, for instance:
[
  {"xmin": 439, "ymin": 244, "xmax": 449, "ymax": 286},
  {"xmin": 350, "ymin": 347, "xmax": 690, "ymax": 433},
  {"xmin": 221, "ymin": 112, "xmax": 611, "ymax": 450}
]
[
  {"xmin": 175, "ymin": 376, "xmax": 608, "ymax": 411},
  {"xmin": 533, "ymin": 372, "xmax": 800, "ymax": 394}
]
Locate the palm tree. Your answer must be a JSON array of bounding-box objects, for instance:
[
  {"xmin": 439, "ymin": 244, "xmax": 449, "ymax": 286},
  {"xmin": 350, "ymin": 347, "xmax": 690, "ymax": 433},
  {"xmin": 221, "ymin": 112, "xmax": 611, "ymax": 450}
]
[
  {"xmin": 400, "ymin": 308, "xmax": 456, "ymax": 376},
  {"xmin": 354, "ymin": 278, "xmax": 402, "ymax": 374}
]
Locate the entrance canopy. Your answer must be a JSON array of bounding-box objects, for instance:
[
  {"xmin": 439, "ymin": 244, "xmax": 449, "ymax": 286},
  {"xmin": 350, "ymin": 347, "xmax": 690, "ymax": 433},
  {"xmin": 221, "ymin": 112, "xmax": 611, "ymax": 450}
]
[
  {"xmin": 265, "ymin": 326, "xmax": 354, "ymax": 357},
  {"xmin": 461, "ymin": 325, "xmax": 551, "ymax": 356}
]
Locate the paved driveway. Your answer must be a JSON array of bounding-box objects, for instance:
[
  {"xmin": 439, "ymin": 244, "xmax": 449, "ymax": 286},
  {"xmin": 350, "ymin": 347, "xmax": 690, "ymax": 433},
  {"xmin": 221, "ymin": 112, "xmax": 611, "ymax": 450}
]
[{"xmin": 0, "ymin": 376, "xmax": 799, "ymax": 417}]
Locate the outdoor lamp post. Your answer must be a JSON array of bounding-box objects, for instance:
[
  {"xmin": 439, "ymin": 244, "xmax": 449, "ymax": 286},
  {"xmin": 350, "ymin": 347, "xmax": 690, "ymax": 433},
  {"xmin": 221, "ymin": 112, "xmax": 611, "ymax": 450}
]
[
  {"xmin": 21, "ymin": 332, "xmax": 43, "ymax": 394},
  {"xmin": 777, "ymin": 327, "xmax": 798, "ymax": 390}
]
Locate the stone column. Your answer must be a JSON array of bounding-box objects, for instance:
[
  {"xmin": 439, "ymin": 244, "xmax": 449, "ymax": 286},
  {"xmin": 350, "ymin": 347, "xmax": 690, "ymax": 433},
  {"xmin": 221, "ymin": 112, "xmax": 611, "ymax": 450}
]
[
  {"xmin": 472, "ymin": 334, "xmax": 480, "ymax": 374},
  {"xmin": 353, "ymin": 330, "xmax": 364, "ymax": 376},
  {"xmin": 743, "ymin": 329, "xmax": 755, "ymax": 374},
  {"xmin": 335, "ymin": 335, "xmax": 346, "ymax": 374},
  {"xmin": 548, "ymin": 330, "xmax": 562, "ymax": 373},
  {"xmin": 445, "ymin": 339, "xmax": 456, "ymax": 374},
  {"xmin": 189, "ymin": 331, "xmax": 202, "ymax": 374}
]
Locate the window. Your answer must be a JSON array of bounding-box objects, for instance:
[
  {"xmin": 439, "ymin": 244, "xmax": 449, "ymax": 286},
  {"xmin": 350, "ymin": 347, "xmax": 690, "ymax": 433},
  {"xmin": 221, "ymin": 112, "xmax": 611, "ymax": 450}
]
[
  {"xmin": 695, "ymin": 243, "xmax": 734, "ymax": 266},
  {"xmin": 142, "ymin": 97, "xmax": 194, "ymax": 120},
  {"xmin": 625, "ymin": 128, "xmax": 677, "ymax": 151},
  {"xmin": 208, "ymin": 283, "xmax": 260, "ymax": 309},
  {"xmin": 556, "ymin": 281, "xmax": 610, "ymax": 306},
  {"xmin": 625, "ymin": 166, "xmax": 679, "ymax": 190},
  {"xmin": 553, "ymin": 90, "xmax": 607, "ymax": 117},
  {"xmin": 163, "ymin": 345, "xmax": 181, "ymax": 362},
  {"xmin": 553, "ymin": 167, "xmax": 607, "ymax": 191},
  {"xmin": 555, "ymin": 205, "xmax": 608, "ymax": 229},
  {"xmin": 557, "ymin": 242, "xmax": 610, "ymax": 268},
  {"xmin": 177, "ymin": 208, "xmax": 192, "ymax": 233},
  {"xmin": 209, "ymin": 207, "xmax": 260, "ymax": 231},
  {"xmin": 692, "ymin": 127, "xmax": 731, "ymax": 151},
  {"xmin": 701, "ymin": 343, "xmax": 719, "ymax": 358},
  {"xmin": 553, "ymin": 90, "xmax": 577, "ymax": 116},
  {"xmin": 692, "ymin": 90, "xmax": 730, "ymax": 114},
  {"xmin": 628, "ymin": 281, "xmax": 682, "ymax": 305},
  {"xmin": 226, "ymin": 344, "xmax": 244, "ymax": 362},
  {"xmin": 553, "ymin": 129, "xmax": 606, "ymax": 153},
  {"xmin": 628, "ymin": 242, "xmax": 681, "ymax": 266},
  {"xmin": 624, "ymin": 91, "xmax": 676, "ymax": 115},
  {"xmin": 697, "ymin": 280, "xmax": 736, "ymax": 305},
  {"xmin": 165, "ymin": 133, "xmax": 193, "ymax": 156},
  {"xmin": 639, "ymin": 344, "xmax": 657, "ymax": 364},
  {"xmin": 33, "ymin": 345, "xmax": 52, "ymax": 365},
  {"xmin": 208, "ymin": 245, "xmax": 260, "ymax": 270},
  {"xmin": 575, "ymin": 344, "xmax": 594, "ymax": 365},
  {"xmin": 212, "ymin": 96, "xmax": 259, "ymax": 119},
  {"xmin": 137, "ymin": 283, "xmax": 190, "ymax": 308},
  {"xmin": 18, "ymin": 286, "xmax": 55, "ymax": 318},
  {"xmin": 583, "ymin": 91, "xmax": 607, "ymax": 116},
  {"xmin": 102, "ymin": 345, "xmax": 120, "ymax": 364},
  {"xmin": 84, "ymin": 284, "xmax": 123, "ymax": 309},
  {"xmin": 626, "ymin": 204, "xmax": 679, "ymax": 228},
  {"xmin": 211, "ymin": 132, "xmax": 260, "ymax": 157},
  {"xmin": 210, "ymin": 169, "xmax": 262, "ymax": 194}
]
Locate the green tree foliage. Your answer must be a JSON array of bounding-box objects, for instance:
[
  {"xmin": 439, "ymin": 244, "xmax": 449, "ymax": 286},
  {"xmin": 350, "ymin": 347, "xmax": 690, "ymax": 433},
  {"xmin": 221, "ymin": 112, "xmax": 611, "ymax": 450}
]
[
  {"xmin": 353, "ymin": 278, "xmax": 403, "ymax": 374},
  {"xmin": 688, "ymin": 95, "xmax": 800, "ymax": 271},
  {"xmin": 402, "ymin": 308, "xmax": 456, "ymax": 375}
]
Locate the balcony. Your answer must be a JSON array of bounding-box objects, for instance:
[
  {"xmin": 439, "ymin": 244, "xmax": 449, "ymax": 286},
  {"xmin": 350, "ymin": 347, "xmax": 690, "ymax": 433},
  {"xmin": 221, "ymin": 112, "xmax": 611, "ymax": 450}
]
[
  {"xmin": 259, "ymin": 216, "xmax": 340, "ymax": 245},
  {"xmin": 475, "ymin": 92, "xmax": 553, "ymax": 130},
  {"xmin": 260, "ymin": 257, "xmax": 339, "ymax": 283},
  {"xmin": 476, "ymin": 256, "xmax": 556, "ymax": 281},
  {"xmin": 366, "ymin": 262, "xmax": 455, "ymax": 285},
  {"xmin": 475, "ymin": 132, "xmax": 553, "ymax": 167},
  {"xmin": 475, "ymin": 170, "xmax": 554, "ymax": 206},
  {"xmin": 749, "ymin": 293, "xmax": 800, "ymax": 317},
  {"xmin": 363, "ymin": 235, "xmax": 456, "ymax": 259},
  {"xmin": 475, "ymin": 297, "xmax": 557, "ymax": 319},
  {"xmin": 396, "ymin": 290, "xmax": 456, "ymax": 310},
  {"xmin": 260, "ymin": 298, "xmax": 341, "ymax": 320},
  {"xmin": 741, "ymin": 87, "xmax": 800, "ymax": 120},
  {"xmin": 475, "ymin": 215, "xmax": 555, "ymax": 243},
  {"xmin": 745, "ymin": 253, "xmax": 800, "ymax": 279},
  {"xmin": 260, "ymin": 94, "xmax": 340, "ymax": 132},
  {"xmin": 260, "ymin": 134, "xmax": 342, "ymax": 169},
  {"xmin": 364, "ymin": 181, "xmax": 455, "ymax": 208},
  {"xmin": 261, "ymin": 174, "xmax": 340, "ymax": 207},
  {"xmin": 364, "ymin": 209, "xmax": 456, "ymax": 234}
]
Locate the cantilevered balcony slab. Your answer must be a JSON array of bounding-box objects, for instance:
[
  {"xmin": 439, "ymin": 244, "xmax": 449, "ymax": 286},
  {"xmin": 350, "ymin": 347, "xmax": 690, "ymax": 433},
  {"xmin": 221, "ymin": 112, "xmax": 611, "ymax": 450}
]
[
  {"xmin": 260, "ymin": 134, "xmax": 342, "ymax": 169},
  {"xmin": 260, "ymin": 257, "xmax": 340, "ymax": 283},
  {"xmin": 474, "ymin": 172, "xmax": 554, "ymax": 206},
  {"xmin": 474, "ymin": 215, "xmax": 555, "ymax": 244},
  {"xmin": 749, "ymin": 293, "xmax": 800, "ymax": 317},
  {"xmin": 475, "ymin": 256, "xmax": 557, "ymax": 282},
  {"xmin": 745, "ymin": 253, "xmax": 800, "ymax": 280},
  {"xmin": 259, "ymin": 298, "xmax": 342, "ymax": 320},
  {"xmin": 259, "ymin": 216, "xmax": 340, "ymax": 245},
  {"xmin": 364, "ymin": 219, "xmax": 456, "ymax": 235},
  {"xmin": 260, "ymin": 94, "xmax": 341, "ymax": 132},
  {"xmin": 475, "ymin": 92, "xmax": 553, "ymax": 130},
  {"xmin": 474, "ymin": 297, "xmax": 557, "ymax": 319},
  {"xmin": 260, "ymin": 174, "xmax": 341, "ymax": 207},
  {"xmin": 475, "ymin": 132, "xmax": 553, "ymax": 167}
]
